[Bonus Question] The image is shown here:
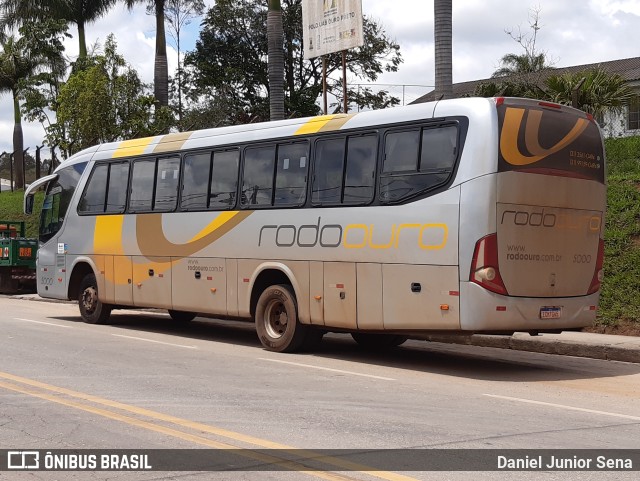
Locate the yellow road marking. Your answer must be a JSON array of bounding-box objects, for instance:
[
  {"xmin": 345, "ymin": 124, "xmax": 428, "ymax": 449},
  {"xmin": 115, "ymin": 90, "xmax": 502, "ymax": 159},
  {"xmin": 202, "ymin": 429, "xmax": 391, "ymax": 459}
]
[
  {"xmin": 0, "ymin": 380, "xmax": 358, "ymax": 481},
  {"xmin": 0, "ymin": 371, "xmax": 418, "ymax": 481}
]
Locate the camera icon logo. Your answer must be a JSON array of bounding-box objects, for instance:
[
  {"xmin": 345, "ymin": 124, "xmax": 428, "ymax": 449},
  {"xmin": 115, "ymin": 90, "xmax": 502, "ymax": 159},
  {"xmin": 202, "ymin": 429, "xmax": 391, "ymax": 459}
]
[{"xmin": 7, "ymin": 451, "xmax": 40, "ymax": 470}]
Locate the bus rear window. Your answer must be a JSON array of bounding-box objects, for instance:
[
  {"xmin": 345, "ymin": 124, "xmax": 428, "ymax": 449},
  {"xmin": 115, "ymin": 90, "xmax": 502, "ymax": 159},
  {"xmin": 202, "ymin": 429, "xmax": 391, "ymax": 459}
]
[{"xmin": 497, "ymin": 101, "xmax": 604, "ymax": 183}]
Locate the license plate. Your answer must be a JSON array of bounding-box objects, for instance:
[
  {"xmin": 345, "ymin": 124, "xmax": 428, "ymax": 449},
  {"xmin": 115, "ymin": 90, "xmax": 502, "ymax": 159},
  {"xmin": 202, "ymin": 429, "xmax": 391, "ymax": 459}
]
[{"xmin": 540, "ymin": 307, "xmax": 562, "ymax": 319}]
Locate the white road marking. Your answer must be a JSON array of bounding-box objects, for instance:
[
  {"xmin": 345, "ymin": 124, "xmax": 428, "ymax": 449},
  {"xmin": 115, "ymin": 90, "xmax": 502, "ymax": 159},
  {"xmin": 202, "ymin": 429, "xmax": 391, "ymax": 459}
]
[
  {"xmin": 111, "ymin": 334, "xmax": 197, "ymax": 350},
  {"xmin": 259, "ymin": 358, "xmax": 395, "ymax": 381},
  {"xmin": 484, "ymin": 394, "xmax": 640, "ymax": 421},
  {"xmin": 13, "ymin": 318, "xmax": 71, "ymax": 329}
]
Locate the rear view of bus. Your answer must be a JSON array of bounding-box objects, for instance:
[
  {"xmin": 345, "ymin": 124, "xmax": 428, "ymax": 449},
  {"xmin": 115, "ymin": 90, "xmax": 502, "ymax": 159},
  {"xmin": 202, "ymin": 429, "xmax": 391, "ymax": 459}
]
[{"xmin": 463, "ymin": 98, "xmax": 605, "ymax": 333}]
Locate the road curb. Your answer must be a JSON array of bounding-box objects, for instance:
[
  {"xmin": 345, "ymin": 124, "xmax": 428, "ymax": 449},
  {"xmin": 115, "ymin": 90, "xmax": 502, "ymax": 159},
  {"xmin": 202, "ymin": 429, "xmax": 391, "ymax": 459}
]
[
  {"xmin": 423, "ymin": 334, "xmax": 640, "ymax": 364},
  {"xmin": 7, "ymin": 294, "xmax": 75, "ymax": 304}
]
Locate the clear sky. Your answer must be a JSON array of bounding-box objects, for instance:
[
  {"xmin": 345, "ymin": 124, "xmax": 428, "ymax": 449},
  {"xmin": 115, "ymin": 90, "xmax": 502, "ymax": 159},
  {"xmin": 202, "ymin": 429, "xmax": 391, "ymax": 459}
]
[{"xmin": 1, "ymin": 0, "xmax": 639, "ymax": 157}]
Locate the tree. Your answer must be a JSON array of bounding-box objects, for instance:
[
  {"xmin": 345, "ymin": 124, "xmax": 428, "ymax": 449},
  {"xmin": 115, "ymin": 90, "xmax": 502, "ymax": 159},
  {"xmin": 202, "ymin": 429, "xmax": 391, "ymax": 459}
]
[
  {"xmin": 545, "ymin": 67, "xmax": 633, "ymax": 120},
  {"xmin": 164, "ymin": 0, "xmax": 204, "ymax": 125},
  {"xmin": 475, "ymin": 8, "xmax": 632, "ymax": 118},
  {"xmin": 0, "ymin": 0, "xmax": 116, "ymax": 60},
  {"xmin": 491, "ymin": 8, "xmax": 552, "ymax": 81},
  {"xmin": 124, "ymin": 0, "xmax": 169, "ymax": 107},
  {"xmin": 184, "ymin": 0, "xmax": 402, "ymax": 128},
  {"xmin": 49, "ymin": 35, "xmax": 173, "ymax": 156},
  {"xmin": 267, "ymin": 0, "xmax": 285, "ymax": 121},
  {"xmin": 0, "ymin": 21, "xmax": 67, "ymax": 189},
  {"xmin": 433, "ymin": 0, "xmax": 452, "ymax": 100}
]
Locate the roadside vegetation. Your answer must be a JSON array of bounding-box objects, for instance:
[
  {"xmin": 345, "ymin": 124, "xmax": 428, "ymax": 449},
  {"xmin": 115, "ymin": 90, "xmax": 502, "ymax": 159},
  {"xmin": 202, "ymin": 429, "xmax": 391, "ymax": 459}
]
[
  {"xmin": 0, "ymin": 190, "xmax": 41, "ymax": 237},
  {"xmin": 596, "ymin": 136, "xmax": 640, "ymax": 334}
]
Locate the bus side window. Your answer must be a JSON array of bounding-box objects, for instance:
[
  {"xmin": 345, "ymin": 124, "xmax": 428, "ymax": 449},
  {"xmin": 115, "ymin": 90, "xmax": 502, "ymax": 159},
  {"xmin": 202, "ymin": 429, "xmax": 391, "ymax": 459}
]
[
  {"xmin": 105, "ymin": 162, "xmax": 129, "ymax": 213},
  {"xmin": 274, "ymin": 142, "xmax": 308, "ymax": 206},
  {"xmin": 343, "ymin": 134, "xmax": 377, "ymax": 205},
  {"xmin": 420, "ymin": 125, "xmax": 457, "ymax": 171},
  {"xmin": 312, "ymin": 137, "xmax": 345, "ymax": 206},
  {"xmin": 241, "ymin": 146, "xmax": 275, "ymax": 207},
  {"xmin": 210, "ymin": 150, "xmax": 239, "ymax": 210},
  {"xmin": 155, "ymin": 157, "xmax": 180, "ymax": 211},
  {"xmin": 129, "ymin": 160, "xmax": 155, "ymax": 212},
  {"xmin": 383, "ymin": 130, "xmax": 419, "ymax": 173},
  {"xmin": 78, "ymin": 164, "xmax": 108, "ymax": 213},
  {"xmin": 380, "ymin": 125, "xmax": 457, "ymax": 203},
  {"xmin": 182, "ymin": 152, "xmax": 211, "ymax": 210}
]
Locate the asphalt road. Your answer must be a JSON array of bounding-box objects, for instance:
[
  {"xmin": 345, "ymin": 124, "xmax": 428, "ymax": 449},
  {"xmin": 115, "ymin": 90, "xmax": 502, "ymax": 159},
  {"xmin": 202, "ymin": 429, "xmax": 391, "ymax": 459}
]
[{"xmin": 1, "ymin": 297, "xmax": 639, "ymax": 481}]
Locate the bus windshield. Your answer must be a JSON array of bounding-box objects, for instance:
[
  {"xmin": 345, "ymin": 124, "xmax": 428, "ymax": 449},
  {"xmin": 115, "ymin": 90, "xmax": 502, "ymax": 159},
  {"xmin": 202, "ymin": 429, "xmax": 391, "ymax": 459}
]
[{"xmin": 39, "ymin": 162, "xmax": 87, "ymax": 243}]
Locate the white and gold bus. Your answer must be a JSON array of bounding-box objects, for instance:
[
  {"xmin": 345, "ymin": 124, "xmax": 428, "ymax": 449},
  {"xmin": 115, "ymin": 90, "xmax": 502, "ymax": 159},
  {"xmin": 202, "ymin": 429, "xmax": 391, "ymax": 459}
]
[{"xmin": 24, "ymin": 97, "xmax": 606, "ymax": 352}]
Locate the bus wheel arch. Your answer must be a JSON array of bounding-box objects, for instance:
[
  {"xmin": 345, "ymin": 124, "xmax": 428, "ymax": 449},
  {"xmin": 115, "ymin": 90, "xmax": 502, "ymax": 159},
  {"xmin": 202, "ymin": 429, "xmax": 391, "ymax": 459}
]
[
  {"xmin": 249, "ymin": 267, "xmax": 295, "ymax": 319},
  {"xmin": 68, "ymin": 261, "xmax": 96, "ymax": 301},
  {"xmin": 78, "ymin": 272, "xmax": 112, "ymax": 324}
]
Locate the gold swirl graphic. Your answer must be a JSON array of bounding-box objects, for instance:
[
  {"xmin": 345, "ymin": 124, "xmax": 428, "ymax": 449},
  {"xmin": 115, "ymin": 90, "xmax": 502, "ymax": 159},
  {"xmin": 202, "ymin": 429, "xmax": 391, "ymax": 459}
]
[{"xmin": 500, "ymin": 107, "xmax": 589, "ymax": 166}]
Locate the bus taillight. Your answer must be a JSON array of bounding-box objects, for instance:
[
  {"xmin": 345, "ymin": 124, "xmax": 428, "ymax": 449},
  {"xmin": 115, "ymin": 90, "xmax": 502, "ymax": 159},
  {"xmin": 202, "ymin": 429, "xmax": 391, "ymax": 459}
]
[
  {"xmin": 587, "ymin": 238, "xmax": 605, "ymax": 295},
  {"xmin": 470, "ymin": 233, "xmax": 508, "ymax": 296}
]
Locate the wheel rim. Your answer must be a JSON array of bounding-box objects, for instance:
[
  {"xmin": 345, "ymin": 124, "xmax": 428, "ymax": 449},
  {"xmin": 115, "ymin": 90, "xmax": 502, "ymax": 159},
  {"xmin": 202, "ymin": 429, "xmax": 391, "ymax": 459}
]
[
  {"xmin": 81, "ymin": 286, "xmax": 98, "ymax": 315},
  {"xmin": 264, "ymin": 299, "xmax": 288, "ymax": 339}
]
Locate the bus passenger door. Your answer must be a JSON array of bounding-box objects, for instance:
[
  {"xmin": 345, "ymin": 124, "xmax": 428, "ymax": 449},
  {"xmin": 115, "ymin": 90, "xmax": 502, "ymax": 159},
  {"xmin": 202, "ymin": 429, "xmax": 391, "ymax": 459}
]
[
  {"xmin": 113, "ymin": 255, "xmax": 133, "ymax": 306},
  {"xmin": 323, "ymin": 262, "xmax": 357, "ymax": 329},
  {"xmin": 132, "ymin": 256, "xmax": 171, "ymax": 309}
]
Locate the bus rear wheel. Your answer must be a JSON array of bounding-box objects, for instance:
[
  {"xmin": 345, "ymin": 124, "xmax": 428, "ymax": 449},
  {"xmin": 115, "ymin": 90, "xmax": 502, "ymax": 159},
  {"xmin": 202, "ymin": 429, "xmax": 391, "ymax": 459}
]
[
  {"xmin": 168, "ymin": 310, "xmax": 196, "ymax": 322},
  {"xmin": 78, "ymin": 273, "xmax": 112, "ymax": 324},
  {"xmin": 351, "ymin": 333, "xmax": 407, "ymax": 349},
  {"xmin": 255, "ymin": 284, "xmax": 312, "ymax": 353}
]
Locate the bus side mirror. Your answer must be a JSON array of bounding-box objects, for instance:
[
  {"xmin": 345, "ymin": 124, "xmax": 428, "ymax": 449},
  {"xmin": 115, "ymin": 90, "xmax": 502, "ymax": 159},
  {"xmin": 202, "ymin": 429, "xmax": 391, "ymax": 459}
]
[{"xmin": 24, "ymin": 194, "xmax": 34, "ymax": 215}]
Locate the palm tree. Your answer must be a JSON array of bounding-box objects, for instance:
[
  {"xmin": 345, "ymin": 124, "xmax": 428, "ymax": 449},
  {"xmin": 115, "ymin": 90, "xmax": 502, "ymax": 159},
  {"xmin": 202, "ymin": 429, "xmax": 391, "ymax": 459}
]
[
  {"xmin": 433, "ymin": 0, "xmax": 452, "ymax": 99},
  {"xmin": 124, "ymin": 0, "xmax": 169, "ymax": 107},
  {"xmin": 267, "ymin": 0, "xmax": 284, "ymax": 120},
  {"xmin": 492, "ymin": 52, "xmax": 548, "ymax": 78},
  {"xmin": 0, "ymin": 1, "xmax": 116, "ymax": 60},
  {"xmin": 0, "ymin": 33, "xmax": 65, "ymax": 188},
  {"xmin": 545, "ymin": 67, "xmax": 633, "ymax": 120}
]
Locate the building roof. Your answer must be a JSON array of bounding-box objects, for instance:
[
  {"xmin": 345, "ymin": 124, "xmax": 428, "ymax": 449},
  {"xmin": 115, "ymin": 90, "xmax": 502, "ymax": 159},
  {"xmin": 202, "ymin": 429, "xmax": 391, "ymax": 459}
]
[{"xmin": 413, "ymin": 56, "xmax": 640, "ymax": 104}]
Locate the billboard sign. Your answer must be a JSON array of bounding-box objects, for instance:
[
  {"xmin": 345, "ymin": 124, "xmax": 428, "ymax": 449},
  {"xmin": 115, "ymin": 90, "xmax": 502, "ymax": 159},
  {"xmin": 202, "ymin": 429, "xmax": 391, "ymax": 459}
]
[{"xmin": 302, "ymin": 0, "xmax": 364, "ymax": 59}]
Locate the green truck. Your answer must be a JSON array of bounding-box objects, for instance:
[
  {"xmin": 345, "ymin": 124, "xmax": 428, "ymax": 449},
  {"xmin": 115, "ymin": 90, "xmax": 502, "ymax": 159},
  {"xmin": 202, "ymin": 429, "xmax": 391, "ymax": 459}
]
[{"xmin": 0, "ymin": 221, "xmax": 38, "ymax": 293}]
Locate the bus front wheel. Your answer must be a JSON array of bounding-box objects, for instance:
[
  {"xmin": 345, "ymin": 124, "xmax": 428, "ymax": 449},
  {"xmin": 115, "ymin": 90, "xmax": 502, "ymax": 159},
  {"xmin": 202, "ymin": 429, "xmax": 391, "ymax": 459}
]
[
  {"xmin": 255, "ymin": 284, "xmax": 311, "ymax": 353},
  {"xmin": 78, "ymin": 273, "xmax": 112, "ymax": 324}
]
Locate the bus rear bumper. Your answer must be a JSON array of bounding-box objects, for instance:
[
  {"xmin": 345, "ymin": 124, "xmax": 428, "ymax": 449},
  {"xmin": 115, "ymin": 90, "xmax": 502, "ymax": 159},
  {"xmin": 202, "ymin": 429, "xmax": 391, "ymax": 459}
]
[{"xmin": 459, "ymin": 282, "xmax": 599, "ymax": 332}]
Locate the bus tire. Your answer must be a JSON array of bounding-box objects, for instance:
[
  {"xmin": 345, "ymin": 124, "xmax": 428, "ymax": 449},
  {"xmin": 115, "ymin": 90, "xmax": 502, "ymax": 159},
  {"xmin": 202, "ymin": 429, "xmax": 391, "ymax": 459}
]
[
  {"xmin": 78, "ymin": 273, "xmax": 112, "ymax": 324},
  {"xmin": 351, "ymin": 333, "xmax": 407, "ymax": 349},
  {"xmin": 168, "ymin": 310, "xmax": 196, "ymax": 322},
  {"xmin": 255, "ymin": 284, "xmax": 309, "ymax": 353}
]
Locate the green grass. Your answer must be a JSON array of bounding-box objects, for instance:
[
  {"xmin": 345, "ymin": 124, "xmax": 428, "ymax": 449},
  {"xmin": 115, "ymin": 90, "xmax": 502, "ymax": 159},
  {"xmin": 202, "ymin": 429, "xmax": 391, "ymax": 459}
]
[
  {"xmin": 1, "ymin": 139, "xmax": 640, "ymax": 328},
  {"xmin": 599, "ymin": 137, "xmax": 640, "ymax": 326},
  {"xmin": 0, "ymin": 190, "xmax": 42, "ymax": 238}
]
